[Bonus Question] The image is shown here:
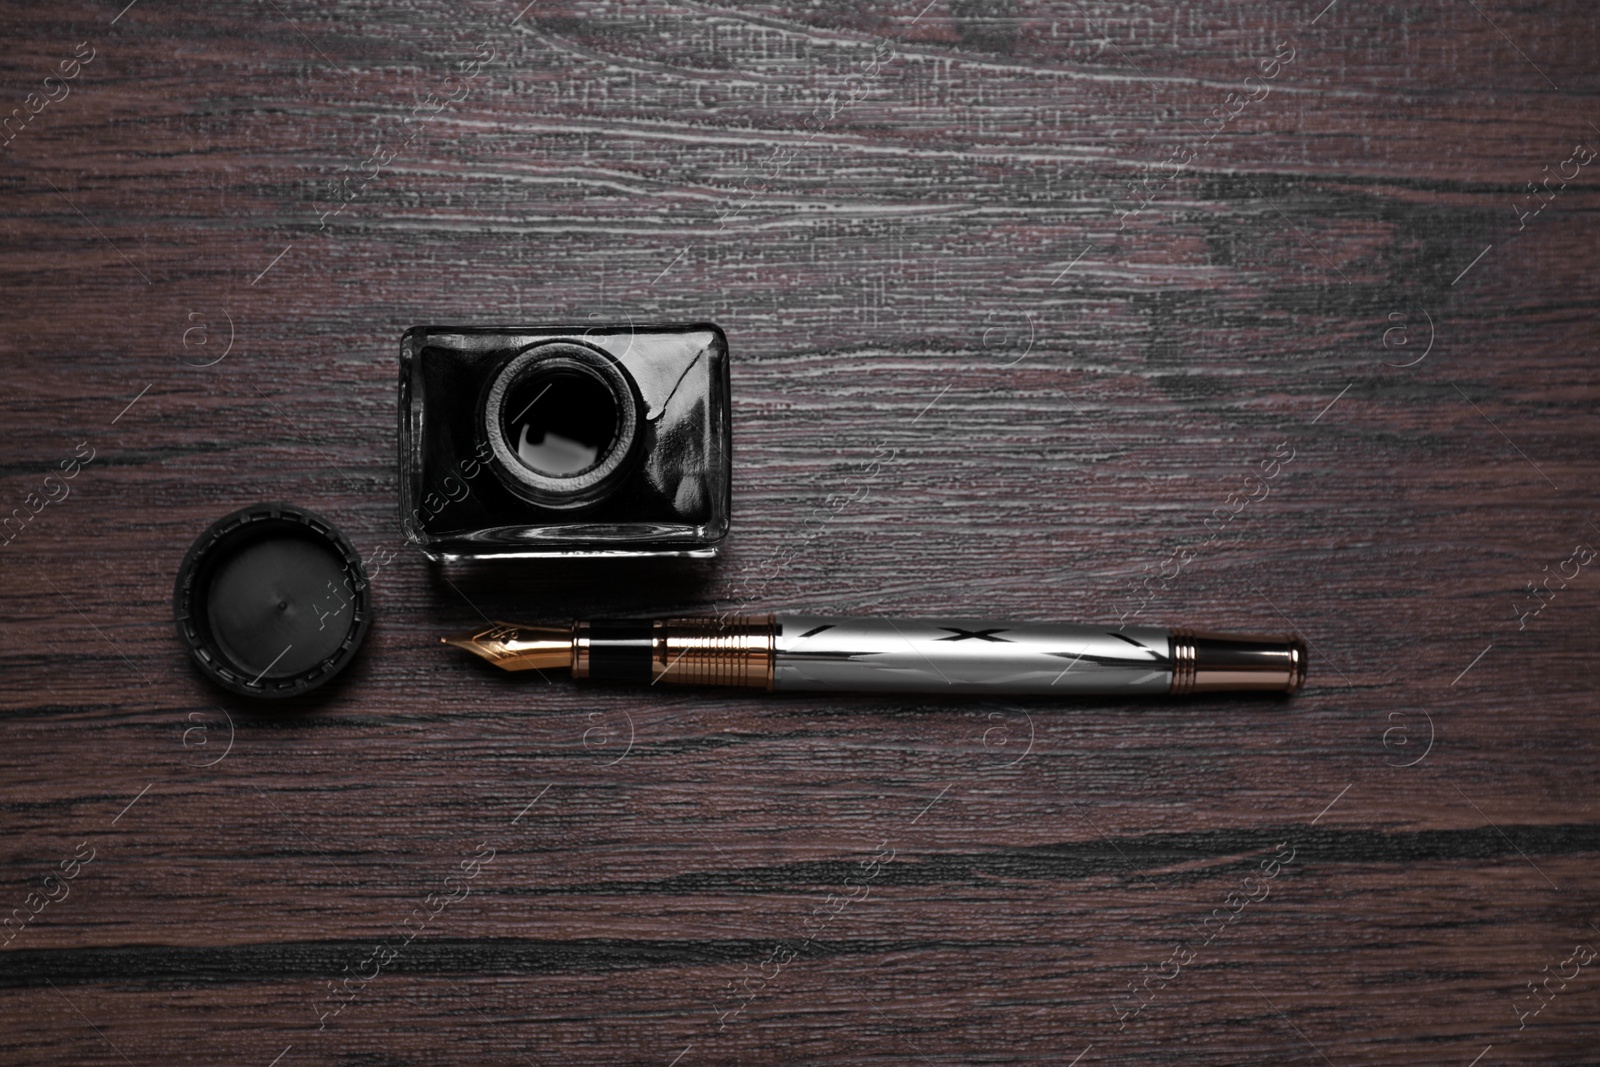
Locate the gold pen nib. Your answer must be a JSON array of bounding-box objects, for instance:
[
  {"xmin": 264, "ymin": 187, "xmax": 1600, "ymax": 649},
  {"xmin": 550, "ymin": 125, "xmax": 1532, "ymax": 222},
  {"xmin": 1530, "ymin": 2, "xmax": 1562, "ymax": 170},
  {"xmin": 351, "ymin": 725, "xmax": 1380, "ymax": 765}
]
[{"xmin": 441, "ymin": 622, "xmax": 573, "ymax": 673}]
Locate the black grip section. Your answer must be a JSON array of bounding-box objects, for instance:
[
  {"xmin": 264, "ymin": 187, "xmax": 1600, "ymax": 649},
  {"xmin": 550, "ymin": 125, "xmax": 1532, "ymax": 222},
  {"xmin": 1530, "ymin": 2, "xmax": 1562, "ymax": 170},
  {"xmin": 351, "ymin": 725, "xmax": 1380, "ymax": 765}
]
[{"xmin": 587, "ymin": 620, "xmax": 655, "ymax": 683}]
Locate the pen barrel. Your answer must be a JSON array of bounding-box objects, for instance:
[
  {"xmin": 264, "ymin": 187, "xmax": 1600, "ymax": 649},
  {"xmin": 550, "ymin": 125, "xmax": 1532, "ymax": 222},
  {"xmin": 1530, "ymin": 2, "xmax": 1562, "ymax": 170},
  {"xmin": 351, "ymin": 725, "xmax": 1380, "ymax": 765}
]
[
  {"xmin": 771, "ymin": 616, "xmax": 1304, "ymax": 696},
  {"xmin": 566, "ymin": 615, "xmax": 1306, "ymax": 695}
]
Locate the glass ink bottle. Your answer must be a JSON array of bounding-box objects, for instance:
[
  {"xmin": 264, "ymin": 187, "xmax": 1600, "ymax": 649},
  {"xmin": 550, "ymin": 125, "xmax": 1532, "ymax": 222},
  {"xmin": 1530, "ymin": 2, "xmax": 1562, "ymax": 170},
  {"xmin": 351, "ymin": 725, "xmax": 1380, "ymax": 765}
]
[{"xmin": 398, "ymin": 323, "xmax": 731, "ymax": 560}]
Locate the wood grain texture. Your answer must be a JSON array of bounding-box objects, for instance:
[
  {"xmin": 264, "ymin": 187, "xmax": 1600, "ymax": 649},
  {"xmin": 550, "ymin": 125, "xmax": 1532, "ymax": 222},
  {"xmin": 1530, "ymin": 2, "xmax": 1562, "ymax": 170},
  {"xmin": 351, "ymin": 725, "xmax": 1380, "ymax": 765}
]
[{"xmin": 1, "ymin": 0, "xmax": 1597, "ymax": 1063}]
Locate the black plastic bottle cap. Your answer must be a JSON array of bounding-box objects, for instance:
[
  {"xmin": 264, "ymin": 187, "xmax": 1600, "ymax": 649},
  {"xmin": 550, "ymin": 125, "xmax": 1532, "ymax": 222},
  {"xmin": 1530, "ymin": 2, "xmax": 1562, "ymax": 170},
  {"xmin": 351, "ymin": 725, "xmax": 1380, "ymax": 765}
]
[{"xmin": 173, "ymin": 503, "xmax": 372, "ymax": 699}]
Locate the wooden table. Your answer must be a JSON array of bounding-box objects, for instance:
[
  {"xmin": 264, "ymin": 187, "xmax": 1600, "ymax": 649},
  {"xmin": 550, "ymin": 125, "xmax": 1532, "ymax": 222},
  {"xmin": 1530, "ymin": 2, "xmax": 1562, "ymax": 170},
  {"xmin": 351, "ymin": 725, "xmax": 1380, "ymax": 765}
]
[{"xmin": 3, "ymin": 1, "xmax": 1596, "ymax": 1063}]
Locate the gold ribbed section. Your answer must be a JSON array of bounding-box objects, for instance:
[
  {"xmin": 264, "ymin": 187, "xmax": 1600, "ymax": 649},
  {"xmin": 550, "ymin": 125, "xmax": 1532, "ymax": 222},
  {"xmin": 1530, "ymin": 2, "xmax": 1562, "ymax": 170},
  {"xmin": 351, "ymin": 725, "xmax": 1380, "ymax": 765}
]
[
  {"xmin": 1168, "ymin": 629, "xmax": 1198, "ymax": 696},
  {"xmin": 652, "ymin": 615, "xmax": 775, "ymax": 689}
]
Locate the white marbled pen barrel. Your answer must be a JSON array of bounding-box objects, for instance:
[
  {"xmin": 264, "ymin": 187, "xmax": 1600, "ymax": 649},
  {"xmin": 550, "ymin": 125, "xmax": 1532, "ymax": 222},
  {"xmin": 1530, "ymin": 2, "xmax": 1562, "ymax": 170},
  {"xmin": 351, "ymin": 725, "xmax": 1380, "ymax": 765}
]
[{"xmin": 444, "ymin": 615, "xmax": 1307, "ymax": 696}]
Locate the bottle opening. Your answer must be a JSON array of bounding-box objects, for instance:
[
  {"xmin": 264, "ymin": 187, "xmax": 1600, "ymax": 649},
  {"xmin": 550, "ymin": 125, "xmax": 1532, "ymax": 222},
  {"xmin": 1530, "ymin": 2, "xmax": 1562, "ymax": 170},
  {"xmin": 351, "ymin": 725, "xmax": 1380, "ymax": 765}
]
[
  {"xmin": 482, "ymin": 341, "xmax": 642, "ymax": 510},
  {"xmin": 501, "ymin": 367, "xmax": 618, "ymax": 476}
]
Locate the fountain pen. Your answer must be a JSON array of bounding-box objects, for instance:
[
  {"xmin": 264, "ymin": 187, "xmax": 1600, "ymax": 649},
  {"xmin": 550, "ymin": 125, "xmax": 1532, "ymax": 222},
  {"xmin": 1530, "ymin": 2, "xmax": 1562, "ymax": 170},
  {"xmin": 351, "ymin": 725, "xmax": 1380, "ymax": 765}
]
[{"xmin": 442, "ymin": 614, "xmax": 1306, "ymax": 696}]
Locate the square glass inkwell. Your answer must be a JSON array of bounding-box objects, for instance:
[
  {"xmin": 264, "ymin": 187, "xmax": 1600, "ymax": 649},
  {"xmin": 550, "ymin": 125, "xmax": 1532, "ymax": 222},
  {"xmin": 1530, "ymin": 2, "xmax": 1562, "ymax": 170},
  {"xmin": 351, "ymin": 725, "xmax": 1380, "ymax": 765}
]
[{"xmin": 398, "ymin": 323, "xmax": 730, "ymax": 561}]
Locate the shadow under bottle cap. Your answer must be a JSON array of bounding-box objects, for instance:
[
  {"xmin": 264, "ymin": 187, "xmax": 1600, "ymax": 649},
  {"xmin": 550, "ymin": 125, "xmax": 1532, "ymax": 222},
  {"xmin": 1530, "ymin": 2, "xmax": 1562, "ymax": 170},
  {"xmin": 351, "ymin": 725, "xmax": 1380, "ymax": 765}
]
[{"xmin": 173, "ymin": 503, "xmax": 371, "ymax": 699}]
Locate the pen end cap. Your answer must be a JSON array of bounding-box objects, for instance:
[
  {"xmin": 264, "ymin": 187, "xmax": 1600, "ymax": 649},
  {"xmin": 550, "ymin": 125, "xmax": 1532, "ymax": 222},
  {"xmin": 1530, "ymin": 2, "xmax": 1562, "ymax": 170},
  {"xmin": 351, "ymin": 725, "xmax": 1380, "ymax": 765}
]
[
  {"xmin": 1170, "ymin": 629, "xmax": 1308, "ymax": 695},
  {"xmin": 1289, "ymin": 636, "xmax": 1308, "ymax": 693}
]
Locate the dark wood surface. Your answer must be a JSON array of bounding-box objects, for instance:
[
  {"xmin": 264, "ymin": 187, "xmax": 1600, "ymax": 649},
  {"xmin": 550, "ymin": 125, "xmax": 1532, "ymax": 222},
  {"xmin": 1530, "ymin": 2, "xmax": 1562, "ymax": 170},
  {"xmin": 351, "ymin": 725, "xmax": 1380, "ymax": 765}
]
[{"xmin": 3, "ymin": 0, "xmax": 1598, "ymax": 1063}]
